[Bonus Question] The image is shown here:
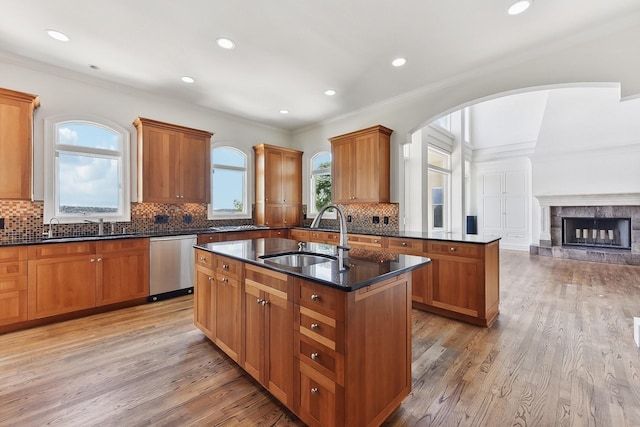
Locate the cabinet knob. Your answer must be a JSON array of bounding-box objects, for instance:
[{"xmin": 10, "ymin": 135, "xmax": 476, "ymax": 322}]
[
  {"xmin": 199, "ymin": 256, "xmax": 206, "ymax": 261},
  {"xmin": 208, "ymin": 276, "xmax": 213, "ymax": 281},
  {"xmin": 256, "ymin": 298, "xmax": 264, "ymax": 304},
  {"xmin": 222, "ymin": 264, "xmax": 229, "ymax": 269},
  {"xmin": 310, "ymin": 387, "xmax": 319, "ymax": 395},
  {"xmin": 310, "ymin": 323, "xmax": 319, "ymax": 330},
  {"xmin": 176, "ymin": 195, "xmax": 180, "ymax": 199},
  {"xmin": 221, "ymin": 277, "xmax": 228, "ymax": 283},
  {"xmin": 374, "ymin": 240, "xmax": 379, "ymax": 243},
  {"xmin": 401, "ymin": 242, "xmax": 407, "ymax": 246},
  {"xmin": 311, "ymin": 294, "xmax": 319, "ymax": 301},
  {"xmin": 450, "ymin": 247, "xmax": 457, "ymax": 252},
  {"xmin": 90, "ymin": 258, "xmax": 96, "ymax": 262},
  {"xmin": 261, "ymin": 300, "xmax": 269, "ymax": 306},
  {"xmin": 311, "ymin": 352, "xmax": 319, "ymax": 361},
  {"xmin": 97, "ymin": 258, "xmax": 102, "ymax": 262}
]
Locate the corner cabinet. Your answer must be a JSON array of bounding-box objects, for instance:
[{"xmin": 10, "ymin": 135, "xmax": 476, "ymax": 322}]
[
  {"xmin": 0, "ymin": 87, "xmax": 39, "ymax": 200},
  {"xmin": 330, "ymin": 125, "xmax": 392, "ymax": 204},
  {"xmin": 254, "ymin": 144, "xmax": 303, "ymax": 227},
  {"xmin": 134, "ymin": 117, "xmax": 213, "ymax": 203}
]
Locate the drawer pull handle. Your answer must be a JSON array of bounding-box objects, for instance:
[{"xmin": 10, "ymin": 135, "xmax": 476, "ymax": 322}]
[
  {"xmin": 311, "ymin": 294, "xmax": 319, "ymax": 301},
  {"xmin": 199, "ymin": 256, "xmax": 206, "ymax": 261},
  {"xmin": 374, "ymin": 240, "xmax": 379, "ymax": 243},
  {"xmin": 311, "ymin": 352, "xmax": 319, "ymax": 361},
  {"xmin": 222, "ymin": 264, "xmax": 229, "ymax": 270},
  {"xmin": 310, "ymin": 323, "xmax": 319, "ymax": 330},
  {"xmin": 401, "ymin": 242, "xmax": 407, "ymax": 246},
  {"xmin": 450, "ymin": 247, "xmax": 456, "ymax": 252},
  {"xmin": 311, "ymin": 387, "xmax": 319, "ymax": 395}
]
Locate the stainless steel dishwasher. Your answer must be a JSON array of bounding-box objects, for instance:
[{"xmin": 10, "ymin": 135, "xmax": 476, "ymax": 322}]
[{"xmin": 149, "ymin": 234, "xmax": 197, "ymax": 301}]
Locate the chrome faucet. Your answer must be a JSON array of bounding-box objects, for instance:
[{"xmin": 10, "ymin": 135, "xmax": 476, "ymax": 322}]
[
  {"xmin": 85, "ymin": 218, "xmax": 105, "ymax": 235},
  {"xmin": 45, "ymin": 217, "xmax": 59, "ymax": 238},
  {"xmin": 310, "ymin": 204, "xmax": 350, "ymax": 266}
]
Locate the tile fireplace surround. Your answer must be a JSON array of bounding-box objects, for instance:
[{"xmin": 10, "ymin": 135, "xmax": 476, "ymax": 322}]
[{"xmin": 531, "ymin": 194, "xmax": 640, "ymax": 265}]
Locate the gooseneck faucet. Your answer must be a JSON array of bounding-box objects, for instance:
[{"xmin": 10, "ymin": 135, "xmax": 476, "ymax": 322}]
[
  {"xmin": 310, "ymin": 204, "xmax": 350, "ymax": 266},
  {"xmin": 84, "ymin": 218, "xmax": 105, "ymax": 236}
]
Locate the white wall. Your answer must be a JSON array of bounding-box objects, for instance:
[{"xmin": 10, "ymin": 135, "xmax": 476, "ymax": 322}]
[{"xmin": 0, "ymin": 54, "xmax": 292, "ymax": 201}]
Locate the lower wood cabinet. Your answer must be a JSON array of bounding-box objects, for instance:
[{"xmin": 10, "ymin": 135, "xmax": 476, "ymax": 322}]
[
  {"xmin": 0, "ymin": 246, "xmax": 28, "ymax": 326},
  {"xmin": 27, "ymin": 239, "xmax": 150, "ymax": 320},
  {"xmin": 243, "ymin": 264, "xmax": 294, "ymax": 407}
]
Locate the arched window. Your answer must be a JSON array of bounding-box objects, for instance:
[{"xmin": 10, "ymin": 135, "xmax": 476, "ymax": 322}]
[
  {"xmin": 44, "ymin": 115, "xmax": 130, "ymax": 223},
  {"xmin": 309, "ymin": 151, "xmax": 332, "ymax": 216},
  {"xmin": 209, "ymin": 145, "xmax": 249, "ymax": 218}
]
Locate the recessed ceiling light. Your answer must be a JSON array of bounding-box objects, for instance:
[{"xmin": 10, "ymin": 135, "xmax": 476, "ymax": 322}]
[
  {"xmin": 392, "ymin": 57, "xmax": 407, "ymax": 67},
  {"xmin": 181, "ymin": 76, "xmax": 195, "ymax": 84},
  {"xmin": 45, "ymin": 29, "xmax": 70, "ymax": 42},
  {"xmin": 508, "ymin": 0, "xmax": 532, "ymax": 15},
  {"xmin": 279, "ymin": 109, "xmax": 289, "ymax": 114},
  {"xmin": 216, "ymin": 37, "xmax": 236, "ymax": 50},
  {"xmin": 324, "ymin": 89, "xmax": 337, "ymax": 96},
  {"xmin": 89, "ymin": 65, "xmax": 100, "ymax": 70}
]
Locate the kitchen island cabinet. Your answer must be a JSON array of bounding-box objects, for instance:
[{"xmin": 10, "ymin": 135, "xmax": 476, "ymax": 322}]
[{"xmin": 194, "ymin": 238, "xmax": 428, "ymax": 426}]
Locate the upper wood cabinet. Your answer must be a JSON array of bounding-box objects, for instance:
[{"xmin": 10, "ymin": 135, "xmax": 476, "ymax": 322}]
[
  {"xmin": 134, "ymin": 117, "xmax": 213, "ymax": 203},
  {"xmin": 254, "ymin": 144, "xmax": 303, "ymax": 227},
  {"xmin": 330, "ymin": 125, "xmax": 392, "ymax": 204},
  {"xmin": 0, "ymin": 87, "xmax": 40, "ymax": 200}
]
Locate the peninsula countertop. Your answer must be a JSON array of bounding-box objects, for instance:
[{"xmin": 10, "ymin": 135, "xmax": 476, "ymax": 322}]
[{"xmin": 194, "ymin": 237, "xmax": 431, "ymax": 292}]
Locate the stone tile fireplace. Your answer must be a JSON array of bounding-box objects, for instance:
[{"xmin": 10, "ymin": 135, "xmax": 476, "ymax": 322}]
[{"xmin": 531, "ymin": 194, "xmax": 640, "ymax": 265}]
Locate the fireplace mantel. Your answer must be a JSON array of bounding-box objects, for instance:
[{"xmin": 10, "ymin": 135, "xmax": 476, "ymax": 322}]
[{"xmin": 535, "ymin": 193, "xmax": 640, "ymax": 207}]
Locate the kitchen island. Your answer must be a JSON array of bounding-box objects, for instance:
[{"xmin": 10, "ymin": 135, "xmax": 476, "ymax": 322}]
[{"xmin": 194, "ymin": 237, "xmax": 430, "ymax": 427}]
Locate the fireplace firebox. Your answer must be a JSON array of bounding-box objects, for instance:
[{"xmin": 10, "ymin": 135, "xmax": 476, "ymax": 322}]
[{"xmin": 562, "ymin": 217, "xmax": 631, "ymax": 250}]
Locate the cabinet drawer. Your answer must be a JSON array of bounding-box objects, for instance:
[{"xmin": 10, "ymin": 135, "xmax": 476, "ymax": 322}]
[
  {"xmin": 245, "ymin": 264, "xmax": 289, "ymax": 295},
  {"xmin": 197, "ymin": 233, "xmax": 221, "ymax": 244},
  {"xmin": 28, "ymin": 242, "xmax": 96, "ymax": 259},
  {"xmin": 0, "ymin": 276, "xmax": 27, "ymax": 325},
  {"xmin": 0, "ymin": 246, "xmax": 27, "ymax": 263},
  {"xmin": 214, "ymin": 256, "xmax": 241, "ymax": 280},
  {"xmin": 195, "ymin": 249, "xmax": 214, "ymax": 268},
  {"xmin": 297, "ymin": 361, "xmax": 338, "ymax": 427},
  {"xmin": 298, "ymin": 306, "xmax": 340, "ymax": 351},
  {"xmin": 347, "ymin": 234, "xmax": 383, "ymax": 250},
  {"xmin": 0, "ymin": 260, "xmax": 26, "ymax": 277},
  {"xmin": 297, "ymin": 281, "xmax": 343, "ymax": 321},
  {"xmin": 97, "ymin": 238, "xmax": 149, "ymax": 253},
  {"xmin": 427, "ymin": 241, "xmax": 482, "ymax": 259},
  {"xmin": 309, "ymin": 231, "xmax": 339, "ymax": 244},
  {"xmin": 289, "ymin": 229, "xmax": 310, "ymax": 241},
  {"xmin": 297, "ymin": 334, "xmax": 343, "ymax": 384},
  {"xmin": 386, "ymin": 237, "xmax": 425, "ymax": 255}
]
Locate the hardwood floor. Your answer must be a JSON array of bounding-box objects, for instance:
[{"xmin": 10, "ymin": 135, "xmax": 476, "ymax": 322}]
[{"xmin": 1, "ymin": 250, "xmax": 639, "ymax": 426}]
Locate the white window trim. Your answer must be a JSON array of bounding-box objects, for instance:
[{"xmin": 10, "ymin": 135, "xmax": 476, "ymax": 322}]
[
  {"xmin": 427, "ymin": 145, "xmax": 452, "ymax": 232},
  {"xmin": 43, "ymin": 114, "xmax": 131, "ymax": 224},
  {"xmin": 208, "ymin": 144, "xmax": 251, "ymax": 220},
  {"xmin": 308, "ymin": 150, "xmax": 335, "ymax": 219}
]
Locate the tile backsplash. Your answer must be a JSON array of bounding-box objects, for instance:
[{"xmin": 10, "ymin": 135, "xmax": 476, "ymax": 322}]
[{"xmin": 0, "ymin": 200, "xmax": 399, "ymax": 243}]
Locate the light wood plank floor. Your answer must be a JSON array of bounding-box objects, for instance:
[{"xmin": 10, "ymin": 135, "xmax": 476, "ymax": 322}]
[{"xmin": 1, "ymin": 250, "xmax": 639, "ymax": 427}]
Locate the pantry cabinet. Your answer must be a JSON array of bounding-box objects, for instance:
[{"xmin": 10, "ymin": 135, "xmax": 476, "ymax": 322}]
[
  {"xmin": 254, "ymin": 144, "xmax": 303, "ymax": 227},
  {"xmin": 330, "ymin": 125, "xmax": 392, "ymax": 204},
  {"xmin": 0, "ymin": 87, "xmax": 39, "ymax": 200},
  {"xmin": 134, "ymin": 117, "xmax": 213, "ymax": 203}
]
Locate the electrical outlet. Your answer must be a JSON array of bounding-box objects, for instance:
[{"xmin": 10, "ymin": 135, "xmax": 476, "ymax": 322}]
[
  {"xmin": 0, "ymin": 218, "xmax": 4, "ymax": 230},
  {"xmin": 347, "ymin": 215, "xmax": 352, "ymax": 222},
  {"xmin": 383, "ymin": 216, "xmax": 389, "ymax": 225},
  {"xmin": 372, "ymin": 216, "xmax": 380, "ymax": 224},
  {"xmin": 183, "ymin": 214, "xmax": 192, "ymax": 224},
  {"xmin": 154, "ymin": 214, "xmax": 169, "ymax": 224}
]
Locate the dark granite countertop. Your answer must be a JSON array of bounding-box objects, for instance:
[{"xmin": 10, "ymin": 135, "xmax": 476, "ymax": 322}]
[
  {"xmin": 195, "ymin": 237, "xmax": 431, "ymax": 292},
  {"xmin": 293, "ymin": 227, "xmax": 500, "ymax": 244}
]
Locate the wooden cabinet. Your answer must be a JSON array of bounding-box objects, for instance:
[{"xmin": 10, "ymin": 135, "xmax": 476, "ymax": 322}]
[
  {"xmin": 254, "ymin": 144, "xmax": 303, "ymax": 227},
  {"xmin": 0, "ymin": 247, "xmax": 28, "ymax": 326},
  {"xmin": 294, "ymin": 274, "xmax": 412, "ymax": 427},
  {"xmin": 194, "ymin": 250, "xmax": 243, "ymax": 362},
  {"xmin": 134, "ymin": 117, "xmax": 213, "ymax": 203},
  {"xmin": 197, "ymin": 229, "xmax": 273, "ymax": 245},
  {"xmin": 0, "ymin": 87, "xmax": 39, "ymax": 200},
  {"xmin": 346, "ymin": 233, "xmax": 383, "ymax": 250},
  {"xmin": 243, "ymin": 264, "xmax": 294, "ymax": 406},
  {"xmin": 96, "ymin": 239, "xmax": 149, "ymax": 306},
  {"xmin": 27, "ymin": 239, "xmax": 150, "ymax": 320},
  {"xmin": 330, "ymin": 125, "xmax": 392, "ymax": 204}
]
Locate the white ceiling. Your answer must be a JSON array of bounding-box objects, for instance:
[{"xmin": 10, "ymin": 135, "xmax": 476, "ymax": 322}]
[{"xmin": 1, "ymin": 0, "xmax": 639, "ymax": 130}]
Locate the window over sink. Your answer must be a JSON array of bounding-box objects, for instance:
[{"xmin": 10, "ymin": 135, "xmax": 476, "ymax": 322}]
[{"xmin": 44, "ymin": 115, "xmax": 130, "ymax": 224}]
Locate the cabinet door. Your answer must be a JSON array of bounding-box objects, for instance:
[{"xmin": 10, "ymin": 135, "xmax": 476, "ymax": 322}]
[
  {"xmin": 0, "ymin": 275, "xmax": 27, "ymax": 325},
  {"xmin": 141, "ymin": 126, "xmax": 181, "ymax": 202},
  {"xmin": 243, "ymin": 282, "xmax": 265, "ymax": 382},
  {"xmin": 297, "ymin": 361, "xmax": 338, "ymax": 427},
  {"xmin": 411, "ymin": 263, "xmax": 431, "ymax": 304},
  {"xmin": 283, "ymin": 204, "xmax": 301, "ymax": 227},
  {"xmin": 27, "ymin": 255, "xmax": 97, "ymax": 319},
  {"xmin": 264, "ymin": 204, "xmax": 284, "ymax": 227},
  {"xmin": 282, "ymin": 151, "xmax": 302, "ymax": 204},
  {"xmin": 180, "ymin": 133, "xmax": 210, "ymax": 203},
  {"xmin": 0, "ymin": 95, "xmax": 34, "ymax": 199},
  {"xmin": 353, "ymin": 132, "xmax": 380, "ymax": 202},
  {"xmin": 264, "ymin": 287, "xmax": 294, "ymax": 406},
  {"xmin": 331, "ymin": 139, "xmax": 354, "ymax": 203},
  {"xmin": 215, "ymin": 274, "xmax": 241, "ymax": 362},
  {"xmin": 265, "ymin": 149, "xmax": 283, "ymax": 203},
  {"xmin": 429, "ymin": 257, "xmax": 481, "ymax": 318},
  {"xmin": 194, "ymin": 264, "xmax": 216, "ymax": 340},
  {"xmin": 96, "ymin": 249, "xmax": 149, "ymax": 306}
]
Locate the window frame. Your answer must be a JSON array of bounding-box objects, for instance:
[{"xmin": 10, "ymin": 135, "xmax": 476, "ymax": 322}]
[
  {"xmin": 308, "ymin": 150, "xmax": 335, "ymax": 219},
  {"xmin": 208, "ymin": 144, "xmax": 251, "ymax": 220},
  {"xmin": 427, "ymin": 146, "xmax": 452, "ymax": 232},
  {"xmin": 43, "ymin": 114, "xmax": 130, "ymax": 224}
]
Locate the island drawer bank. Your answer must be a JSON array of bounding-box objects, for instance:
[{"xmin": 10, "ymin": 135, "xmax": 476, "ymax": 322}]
[{"xmin": 194, "ymin": 238, "xmax": 430, "ymax": 427}]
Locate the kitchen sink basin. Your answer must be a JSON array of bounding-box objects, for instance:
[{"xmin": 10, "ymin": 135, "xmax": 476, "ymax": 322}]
[{"xmin": 260, "ymin": 252, "xmax": 336, "ymax": 267}]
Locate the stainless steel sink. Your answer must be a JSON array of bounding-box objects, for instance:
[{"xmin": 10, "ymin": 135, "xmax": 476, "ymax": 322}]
[{"xmin": 260, "ymin": 252, "xmax": 336, "ymax": 267}]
